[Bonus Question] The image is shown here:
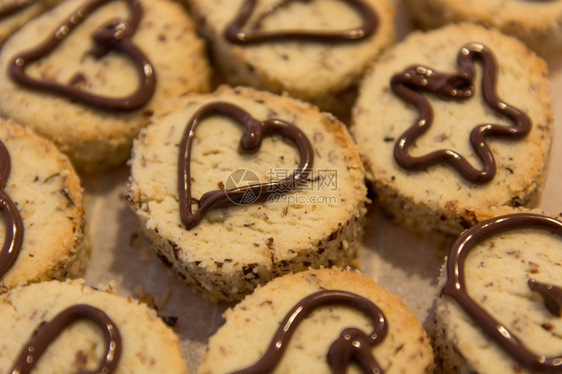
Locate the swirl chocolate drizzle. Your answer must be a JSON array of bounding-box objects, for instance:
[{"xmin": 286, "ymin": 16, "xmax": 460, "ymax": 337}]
[
  {"xmin": 0, "ymin": 140, "xmax": 24, "ymax": 278},
  {"xmin": 178, "ymin": 101, "xmax": 314, "ymax": 230},
  {"xmin": 9, "ymin": 0, "xmax": 156, "ymax": 112},
  {"xmin": 225, "ymin": 0, "xmax": 378, "ymax": 44},
  {"xmin": 0, "ymin": 0, "xmax": 34, "ymax": 19},
  {"xmin": 231, "ymin": 290, "xmax": 388, "ymax": 374},
  {"xmin": 442, "ymin": 213, "xmax": 562, "ymax": 372},
  {"xmin": 390, "ymin": 43, "xmax": 532, "ymax": 184},
  {"xmin": 9, "ymin": 304, "xmax": 122, "ymax": 374}
]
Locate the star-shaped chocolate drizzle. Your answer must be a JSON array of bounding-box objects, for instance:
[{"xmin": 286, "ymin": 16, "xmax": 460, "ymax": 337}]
[{"xmin": 390, "ymin": 43, "xmax": 532, "ymax": 184}]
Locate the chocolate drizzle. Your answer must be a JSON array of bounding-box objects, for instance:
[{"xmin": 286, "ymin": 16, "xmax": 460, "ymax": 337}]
[
  {"xmin": 0, "ymin": 140, "xmax": 24, "ymax": 278},
  {"xmin": 178, "ymin": 101, "xmax": 314, "ymax": 230},
  {"xmin": 9, "ymin": 0, "xmax": 156, "ymax": 112},
  {"xmin": 9, "ymin": 304, "xmax": 122, "ymax": 374},
  {"xmin": 0, "ymin": 0, "xmax": 34, "ymax": 19},
  {"xmin": 442, "ymin": 213, "xmax": 562, "ymax": 372},
  {"xmin": 231, "ymin": 290, "xmax": 388, "ymax": 374},
  {"xmin": 528, "ymin": 279, "xmax": 562, "ymax": 317},
  {"xmin": 390, "ymin": 43, "xmax": 532, "ymax": 184},
  {"xmin": 225, "ymin": 0, "xmax": 378, "ymax": 44}
]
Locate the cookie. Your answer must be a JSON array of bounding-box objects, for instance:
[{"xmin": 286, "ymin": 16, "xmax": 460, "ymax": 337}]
[
  {"xmin": 351, "ymin": 23, "xmax": 553, "ymax": 242},
  {"xmin": 0, "ymin": 119, "xmax": 88, "ymax": 293},
  {"xmin": 198, "ymin": 268, "xmax": 434, "ymax": 373},
  {"xmin": 185, "ymin": 0, "xmax": 395, "ymax": 118},
  {"xmin": 0, "ymin": 0, "xmax": 212, "ymax": 173},
  {"xmin": 402, "ymin": 0, "xmax": 562, "ymax": 57},
  {"xmin": 0, "ymin": 0, "xmax": 63, "ymax": 44},
  {"xmin": 127, "ymin": 85, "xmax": 367, "ymax": 302},
  {"xmin": 0, "ymin": 279, "xmax": 188, "ymax": 373},
  {"xmin": 435, "ymin": 212, "xmax": 562, "ymax": 373}
]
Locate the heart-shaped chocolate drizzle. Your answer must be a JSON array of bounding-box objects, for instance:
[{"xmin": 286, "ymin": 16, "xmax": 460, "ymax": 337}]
[
  {"xmin": 178, "ymin": 101, "xmax": 314, "ymax": 230},
  {"xmin": 225, "ymin": 0, "xmax": 378, "ymax": 44},
  {"xmin": 442, "ymin": 213, "xmax": 562, "ymax": 372},
  {"xmin": 0, "ymin": 140, "xmax": 24, "ymax": 278},
  {"xmin": 391, "ymin": 43, "xmax": 532, "ymax": 184},
  {"xmin": 9, "ymin": 0, "xmax": 156, "ymax": 112},
  {"xmin": 9, "ymin": 304, "xmax": 122, "ymax": 374},
  {"xmin": 231, "ymin": 290, "xmax": 388, "ymax": 374}
]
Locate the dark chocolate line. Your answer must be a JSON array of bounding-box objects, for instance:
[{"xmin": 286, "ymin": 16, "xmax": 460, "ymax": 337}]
[
  {"xmin": 9, "ymin": 304, "xmax": 122, "ymax": 374},
  {"xmin": 9, "ymin": 0, "xmax": 156, "ymax": 112},
  {"xmin": 178, "ymin": 101, "xmax": 314, "ymax": 230},
  {"xmin": 442, "ymin": 213, "xmax": 562, "ymax": 371},
  {"xmin": 528, "ymin": 279, "xmax": 562, "ymax": 317},
  {"xmin": 0, "ymin": 140, "xmax": 24, "ymax": 278},
  {"xmin": 225, "ymin": 0, "xmax": 378, "ymax": 44},
  {"xmin": 391, "ymin": 43, "xmax": 532, "ymax": 184},
  {"xmin": 231, "ymin": 290, "xmax": 388, "ymax": 374},
  {"xmin": 0, "ymin": 0, "xmax": 35, "ymax": 19}
]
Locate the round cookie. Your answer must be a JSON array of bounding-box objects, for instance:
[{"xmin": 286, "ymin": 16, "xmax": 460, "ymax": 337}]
[
  {"xmin": 198, "ymin": 268, "xmax": 434, "ymax": 374},
  {"xmin": 185, "ymin": 0, "xmax": 395, "ymax": 118},
  {"xmin": 0, "ymin": 279, "xmax": 189, "ymax": 373},
  {"xmin": 0, "ymin": 0, "xmax": 212, "ymax": 173},
  {"xmin": 0, "ymin": 119, "xmax": 88, "ymax": 293},
  {"xmin": 402, "ymin": 0, "xmax": 562, "ymax": 57},
  {"xmin": 435, "ymin": 212, "xmax": 562, "ymax": 373},
  {"xmin": 0, "ymin": 0, "xmax": 64, "ymax": 44},
  {"xmin": 127, "ymin": 85, "xmax": 368, "ymax": 302},
  {"xmin": 351, "ymin": 23, "xmax": 553, "ymax": 242}
]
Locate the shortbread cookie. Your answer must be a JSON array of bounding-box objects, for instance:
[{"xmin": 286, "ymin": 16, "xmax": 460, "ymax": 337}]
[
  {"xmin": 0, "ymin": 119, "xmax": 88, "ymax": 293},
  {"xmin": 199, "ymin": 268, "xmax": 434, "ymax": 373},
  {"xmin": 0, "ymin": 0, "xmax": 211, "ymax": 173},
  {"xmin": 0, "ymin": 0, "xmax": 63, "ymax": 44},
  {"xmin": 0, "ymin": 280, "xmax": 188, "ymax": 373},
  {"xmin": 402, "ymin": 0, "xmax": 562, "ymax": 57},
  {"xmin": 127, "ymin": 85, "xmax": 367, "ymax": 302},
  {"xmin": 435, "ymin": 212, "xmax": 562, "ymax": 374},
  {"xmin": 351, "ymin": 23, "xmax": 553, "ymax": 242},
  {"xmin": 186, "ymin": 0, "xmax": 395, "ymax": 118}
]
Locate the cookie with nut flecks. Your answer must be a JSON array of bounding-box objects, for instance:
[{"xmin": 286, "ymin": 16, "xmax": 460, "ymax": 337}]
[
  {"xmin": 0, "ymin": 0, "xmax": 64, "ymax": 44},
  {"xmin": 351, "ymin": 23, "xmax": 554, "ymax": 243},
  {"xmin": 185, "ymin": 0, "xmax": 395, "ymax": 119},
  {"xmin": 0, "ymin": 279, "xmax": 189, "ymax": 373},
  {"xmin": 127, "ymin": 85, "xmax": 367, "ymax": 302},
  {"xmin": 402, "ymin": 0, "xmax": 562, "ymax": 57},
  {"xmin": 435, "ymin": 212, "xmax": 562, "ymax": 374},
  {"xmin": 0, "ymin": 119, "xmax": 88, "ymax": 293},
  {"xmin": 199, "ymin": 268, "xmax": 434, "ymax": 374},
  {"xmin": 0, "ymin": 0, "xmax": 212, "ymax": 173}
]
